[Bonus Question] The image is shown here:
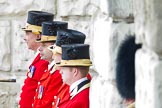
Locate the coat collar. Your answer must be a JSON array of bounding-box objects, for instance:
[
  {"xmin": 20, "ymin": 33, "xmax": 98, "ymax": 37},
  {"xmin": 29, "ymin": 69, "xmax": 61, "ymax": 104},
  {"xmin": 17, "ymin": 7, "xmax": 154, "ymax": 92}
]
[
  {"xmin": 70, "ymin": 78, "xmax": 90, "ymax": 99},
  {"xmin": 30, "ymin": 53, "xmax": 40, "ymax": 66}
]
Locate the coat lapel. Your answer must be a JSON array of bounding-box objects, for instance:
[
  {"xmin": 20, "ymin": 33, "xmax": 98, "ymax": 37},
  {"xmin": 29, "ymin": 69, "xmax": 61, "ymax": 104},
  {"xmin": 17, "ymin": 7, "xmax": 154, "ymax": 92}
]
[{"xmin": 30, "ymin": 53, "xmax": 41, "ymax": 66}]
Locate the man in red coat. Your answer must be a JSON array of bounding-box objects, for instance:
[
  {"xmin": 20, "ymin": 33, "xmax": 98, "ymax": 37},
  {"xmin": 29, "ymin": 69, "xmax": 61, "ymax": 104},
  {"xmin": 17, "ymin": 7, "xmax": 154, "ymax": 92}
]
[
  {"xmin": 33, "ymin": 28, "xmax": 88, "ymax": 108},
  {"xmin": 48, "ymin": 29, "xmax": 87, "ymax": 108},
  {"xmin": 19, "ymin": 11, "xmax": 54, "ymax": 108},
  {"xmin": 32, "ymin": 21, "xmax": 68, "ymax": 108},
  {"xmin": 56, "ymin": 44, "xmax": 92, "ymax": 108}
]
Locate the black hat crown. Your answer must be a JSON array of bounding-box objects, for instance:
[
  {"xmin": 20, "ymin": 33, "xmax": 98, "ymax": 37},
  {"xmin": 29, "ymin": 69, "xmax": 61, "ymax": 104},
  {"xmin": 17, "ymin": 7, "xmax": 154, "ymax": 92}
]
[
  {"xmin": 56, "ymin": 29, "xmax": 86, "ymax": 47},
  {"xmin": 22, "ymin": 11, "xmax": 54, "ymax": 34},
  {"xmin": 42, "ymin": 21, "xmax": 68, "ymax": 36},
  {"xmin": 56, "ymin": 44, "xmax": 92, "ymax": 67},
  {"xmin": 116, "ymin": 36, "xmax": 142, "ymax": 99},
  {"xmin": 27, "ymin": 11, "xmax": 54, "ymax": 26},
  {"xmin": 62, "ymin": 44, "xmax": 90, "ymax": 60},
  {"xmin": 38, "ymin": 21, "xmax": 68, "ymax": 42}
]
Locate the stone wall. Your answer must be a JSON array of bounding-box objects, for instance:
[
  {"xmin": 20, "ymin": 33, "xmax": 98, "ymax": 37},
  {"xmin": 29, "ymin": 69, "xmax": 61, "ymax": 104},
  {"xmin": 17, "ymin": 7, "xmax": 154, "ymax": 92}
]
[
  {"xmin": 0, "ymin": 82, "xmax": 19, "ymax": 108},
  {"xmin": 0, "ymin": 0, "xmax": 162, "ymax": 108},
  {"xmin": 135, "ymin": 0, "xmax": 162, "ymax": 108}
]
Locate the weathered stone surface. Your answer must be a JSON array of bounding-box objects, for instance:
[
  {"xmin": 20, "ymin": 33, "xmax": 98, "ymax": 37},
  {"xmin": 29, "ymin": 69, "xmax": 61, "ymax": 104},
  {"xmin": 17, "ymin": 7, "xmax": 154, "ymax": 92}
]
[
  {"xmin": 0, "ymin": 0, "xmax": 56, "ymax": 16},
  {"xmin": 11, "ymin": 20, "xmax": 35, "ymax": 72},
  {"xmin": 0, "ymin": 0, "xmax": 32, "ymax": 16},
  {"xmin": 107, "ymin": 0, "xmax": 133, "ymax": 17},
  {"xmin": 66, "ymin": 20, "xmax": 91, "ymax": 43},
  {"xmin": 98, "ymin": 0, "xmax": 109, "ymax": 14},
  {"xmin": 0, "ymin": 21, "xmax": 11, "ymax": 72},
  {"xmin": 92, "ymin": 19, "xmax": 110, "ymax": 80},
  {"xmin": 58, "ymin": 0, "xmax": 97, "ymax": 16},
  {"xmin": 136, "ymin": 48, "xmax": 162, "ymax": 108},
  {"xmin": 134, "ymin": 0, "xmax": 145, "ymax": 44},
  {"xmin": 33, "ymin": 0, "xmax": 56, "ymax": 13},
  {"xmin": 135, "ymin": 0, "xmax": 162, "ymax": 55},
  {"xmin": 135, "ymin": 0, "xmax": 162, "ymax": 107},
  {"xmin": 90, "ymin": 76, "xmax": 123, "ymax": 108},
  {"xmin": 102, "ymin": 80, "xmax": 123, "ymax": 108},
  {"xmin": 90, "ymin": 76, "xmax": 103, "ymax": 108},
  {"xmin": 92, "ymin": 18, "xmax": 135, "ymax": 80},
  {"xmin": 91, "ymin": 17, "xmax": 134, "ymax": 108},
  {"xmin": 0, "ymin": 82, "xmax": 19, "ymax": 108}
]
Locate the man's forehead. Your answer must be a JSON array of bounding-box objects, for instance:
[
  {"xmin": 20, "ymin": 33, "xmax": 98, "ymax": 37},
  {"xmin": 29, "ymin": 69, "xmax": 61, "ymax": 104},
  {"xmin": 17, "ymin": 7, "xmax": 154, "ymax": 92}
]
[
  {"xmin": 61, "ymin": 67, "xmax": 69, "ymax": 69},
  {"xmin": 40, "ymin": 42, "xmax": 47, "ymax": 46}
]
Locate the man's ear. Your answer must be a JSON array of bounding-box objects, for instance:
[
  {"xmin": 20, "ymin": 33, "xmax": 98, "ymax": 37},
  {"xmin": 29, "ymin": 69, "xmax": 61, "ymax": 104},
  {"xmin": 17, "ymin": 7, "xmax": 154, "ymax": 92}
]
[
  {"xmin": 73, "ymin": 67, "xmax": 78, "ymax": 77},
  {"xmin": 36, "ymin": 34, "xmax": 41, "ymax": 40}
]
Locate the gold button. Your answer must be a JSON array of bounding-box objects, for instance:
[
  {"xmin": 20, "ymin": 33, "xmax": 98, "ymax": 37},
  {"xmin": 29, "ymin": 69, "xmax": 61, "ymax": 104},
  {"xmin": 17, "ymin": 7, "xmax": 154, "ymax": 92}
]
[{"xmin": 52, "ymin": 102, "xmax": 55, "ymax": 105}]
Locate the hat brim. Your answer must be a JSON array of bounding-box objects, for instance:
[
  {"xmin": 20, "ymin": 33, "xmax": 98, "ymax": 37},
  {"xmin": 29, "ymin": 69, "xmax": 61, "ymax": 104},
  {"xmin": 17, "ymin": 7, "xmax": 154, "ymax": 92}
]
[
  {"xmin": 21, "ymin": 27, "xmax": 32, "ymax": 31},
  {"xmin": 54, "ymin": 46, "xmax": 62, "ymax": 54},
  {"xmin": 22, "ymin": 27, "xmax": 32, "ymax": 31},
  {"xmin": 56, "ymin": 63, "xmax": 92, "ymax": 67},
  {"xmin": 47, "ymin": 45, "xmax": 57, "ymax": 55},
  {"xmin": 48, "ymin": 45, "xmax": 55, "ymax": 51},
  {"xmin": 36, "ymin": 40, "xmax": 55, "ymax": 42},
  {"xmin": 36, "ymin": 35, "xmax": 56, "ymax": 43},
  {"xmin": 22, "ymin": 23, "xmax": 42, "ymax": 34},
  {"xmin": 47, "ymin": 45, "xmax": 62, "ymax": 55},
  {"xmin": 22, "ymin": 27, "xmax": 41, "ymax": 35},
  {"xmin": 56, "ymin": 59, "xmax": 92, "ymax": 67}
]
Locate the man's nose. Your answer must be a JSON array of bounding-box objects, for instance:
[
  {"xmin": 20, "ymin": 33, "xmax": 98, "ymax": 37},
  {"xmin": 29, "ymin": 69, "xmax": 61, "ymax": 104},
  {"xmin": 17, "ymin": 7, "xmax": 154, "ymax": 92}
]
[{"xmin": 23, "ymin": 35, "xmax": 27, "ymax": 41}]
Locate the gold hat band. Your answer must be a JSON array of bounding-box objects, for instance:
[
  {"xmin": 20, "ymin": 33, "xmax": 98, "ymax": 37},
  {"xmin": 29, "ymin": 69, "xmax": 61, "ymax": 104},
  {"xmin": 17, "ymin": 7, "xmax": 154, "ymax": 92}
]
[
  {"xmin": 23, "ymin": 23, "xmax": 42, "ymax": 34},
  {"xmin": 57, "ymin": 59, "xmax": 92, "ymax": 67},
  {"xmin": 40, "ymin": 35, "xmax": 57, "ymax": 42}
]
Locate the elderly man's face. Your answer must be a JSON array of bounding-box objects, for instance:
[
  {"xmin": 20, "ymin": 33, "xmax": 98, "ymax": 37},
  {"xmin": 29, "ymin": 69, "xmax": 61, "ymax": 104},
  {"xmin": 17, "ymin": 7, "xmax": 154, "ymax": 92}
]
[
  {"xmin": 39, "ymin": 42, "xmax": 53, "ymax": 61},
  {"xmin": 23, "ymin": 31, "xmax": 40, "ymax": 50}
]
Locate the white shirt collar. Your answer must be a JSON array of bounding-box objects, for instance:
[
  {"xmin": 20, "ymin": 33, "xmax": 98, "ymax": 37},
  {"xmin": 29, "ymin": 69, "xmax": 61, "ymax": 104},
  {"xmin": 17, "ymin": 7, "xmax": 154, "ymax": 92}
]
[
  {"xmin": 70, "ymin": 77, "xmax": 88, "ymax": 93},
  {"xmin": 48, "ymin": 60, "xmax": 55, "ymax": 71}
]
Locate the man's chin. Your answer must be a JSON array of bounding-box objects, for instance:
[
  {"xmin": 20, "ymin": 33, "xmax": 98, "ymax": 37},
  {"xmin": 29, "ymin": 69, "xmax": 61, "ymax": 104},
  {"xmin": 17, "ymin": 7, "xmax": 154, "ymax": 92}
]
[
  {"xmin": 40, "ymin": 57, "xmax": 48, "ymax": 61},
  {"xmin": 28, "ymin": 47, "xmax": 34, "ymax": 51},
  {"xmin": 40, "ymin": 57, "xmax": 45, "ymax": 60}
]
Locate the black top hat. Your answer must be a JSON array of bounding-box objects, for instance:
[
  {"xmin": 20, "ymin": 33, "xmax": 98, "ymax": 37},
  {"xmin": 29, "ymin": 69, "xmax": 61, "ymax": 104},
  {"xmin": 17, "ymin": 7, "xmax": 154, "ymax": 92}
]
[
  {"xmin": 116, "ymin": 36, "xmax": 142, "ymax": 99},
  {"xmin": 56, "ymin": 44, "xmax": 92, "ymax": 67},
  {"xmin": 37, "ymin": 21, "xmax": 68, "ymax": 42},
  {"xmin": 22, "ymin": 11, "xmax": 54, "ymax": 34},
  {"xmin": 49, "ymin": 29, "xmax": 86, "ymax": 54}
]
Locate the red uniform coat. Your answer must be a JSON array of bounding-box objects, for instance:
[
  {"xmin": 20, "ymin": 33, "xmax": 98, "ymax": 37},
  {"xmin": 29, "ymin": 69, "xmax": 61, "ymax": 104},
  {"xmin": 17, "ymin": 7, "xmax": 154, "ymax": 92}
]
[
  {"xmin": 59, "ymin": 80, "xmax": 90, "ymax": 108},
  {"xmin": 52, "ymin": 84, "xmax": 70, "ymax": 108},
  {"xmin": 52, "ymin": 74, "xmax": 91, "ymax": 108},
  {"xmin": 86, "ymin": 73, "xmax": 92, "ymax": 80},
  {"xmin": 19, "ymin": 53, "xmax": 49, "ymax": 108},
  {"xmin": 33, "ymin": 68, "xmax": 63, "ymax": 108}
]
